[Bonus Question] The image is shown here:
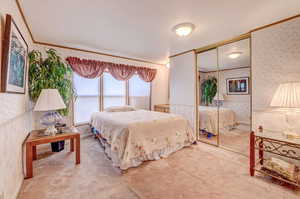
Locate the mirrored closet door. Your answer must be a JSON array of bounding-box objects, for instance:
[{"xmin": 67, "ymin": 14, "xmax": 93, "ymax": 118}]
[
  {"xmin": 197, "ymin": 36, "xmax": 251, "ymax": 155},
  {"xmin": 218, "ymin": 38, "xmax": 251, "ymax": 155},
  {"xmin": 197, "ymin": 48, "xmax": 219, "ymax": 146}
]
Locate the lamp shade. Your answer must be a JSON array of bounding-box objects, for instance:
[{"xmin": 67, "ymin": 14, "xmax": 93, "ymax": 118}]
[
  {"xmin": 214, "ymin": 93, "xmax": 225, "ymax": 101},
  {"xmin": 34, "ymin": 89, "xmax": 66, "ymax": 111},
  {"xmin": 270, "ymin": 82, "xmax": 300, "ymax": 108}
]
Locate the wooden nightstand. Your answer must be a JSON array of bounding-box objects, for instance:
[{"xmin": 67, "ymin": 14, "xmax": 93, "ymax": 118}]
[
  {"xmin": 25, "ymin": 129, "xmax": 80, "ymax": 179},
  {"xmin": 154, "ymin": 104, "xmax": 170, "ymax": 113}
]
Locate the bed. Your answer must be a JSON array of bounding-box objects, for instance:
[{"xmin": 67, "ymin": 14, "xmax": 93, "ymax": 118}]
[
  {"xmin": 90, "ymin": 109, "xmax": 195, "ymax": 170},
  {"xmin": 199, "ymin": 106, "xmax": 237, "ymax": 135}
]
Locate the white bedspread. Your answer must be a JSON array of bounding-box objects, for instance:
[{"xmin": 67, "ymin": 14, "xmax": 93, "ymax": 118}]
[
  {"xmin": 199, "ymin": 106, "xmax": 237, "ymax": 135},
  {"xmin": 90, "ymin": 110, "xmax": 195, "ymax": 170}
]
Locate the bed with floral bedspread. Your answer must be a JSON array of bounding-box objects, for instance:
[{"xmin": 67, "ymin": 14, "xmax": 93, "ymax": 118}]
[{"xmin": 90, "ymin": 110, "xmax": 195, "ymax": 170}]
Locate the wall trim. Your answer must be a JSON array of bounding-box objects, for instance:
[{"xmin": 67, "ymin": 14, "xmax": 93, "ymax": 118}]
[
  {"xmin": 250, "ymin": 14, "xmax": 300, "ymax": 33},
  {"xmin": 0, "ymin": 108, "xmax": 33, "ymax": 126},
  {"xmin": 169, "ymin": 49, "xmax": 195, "ymax": 59},
  {"xmin": 199, "ymin": 66, "xmax": 250, "ymax": 73},
  {"xmin": 15, "ymin": 0, "xmax": 165, "ymax": 66}
]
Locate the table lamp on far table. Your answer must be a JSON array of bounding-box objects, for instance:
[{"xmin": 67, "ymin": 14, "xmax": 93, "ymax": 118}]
[
  {"xmin": 34, "ymin": 89, "xmax": 66, "ymax": 136},
  {"xmin": 270, "ymin": 82, "xmax": 300, "ymax": 138},
  {"xmin": 214, "ymin": 93, "xmax": 225, "ymax": 106}
]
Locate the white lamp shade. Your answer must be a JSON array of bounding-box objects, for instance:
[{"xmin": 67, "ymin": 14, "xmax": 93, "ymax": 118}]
[
  {"xmin": 34, "ymin": 89, "xmax": 66, "ymax": 111},
  {"xmin": 214, "ymin": 93, "xmax": 225, "ymax": 101},
  {"xmin": 270, "ymin": 82, "xmax": 300, "ymax": 108}
]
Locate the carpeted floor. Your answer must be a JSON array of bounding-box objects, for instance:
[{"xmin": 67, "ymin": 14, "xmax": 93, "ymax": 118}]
[
  {"xmin": 199, "ymin": 124, "xmax": 250, "ymax": 155},
  {"xmin": 18, "ymin": 132, "xmax": 300, "ymax": 199}
]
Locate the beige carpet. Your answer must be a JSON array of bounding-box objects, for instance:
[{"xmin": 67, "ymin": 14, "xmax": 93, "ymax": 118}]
[
  {"xmin": 199, "ymin": 125, "xmax": 250, "ymax": 155},
  {"xmin": 18, "ymin": 132, "xmax": 300, "ymax": 199}
]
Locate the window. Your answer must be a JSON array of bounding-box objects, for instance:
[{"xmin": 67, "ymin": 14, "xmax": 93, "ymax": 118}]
[
  {"xmin": 129, "ymin": 75, "xmax": 151, "ymax": 110},
  {"xmin": 73, "ymin": 72, "xmax": 151, "ymax": 125},
  {"xmin": 73, "ymin": 73, "xmax": 100, "ymax": 124},
  {"xmin": 103, "ymin": 73, "xmax": 126, "ymax": 109}
]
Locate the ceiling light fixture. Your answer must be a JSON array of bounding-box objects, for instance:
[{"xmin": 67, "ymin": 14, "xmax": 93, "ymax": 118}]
[
  {"xmin": 228, "ymin": 52, "xmax": 242, "ymax": 59},
  {"xmin": 173, "ymin": 23, "xmax": 195, "ymax": 37}
]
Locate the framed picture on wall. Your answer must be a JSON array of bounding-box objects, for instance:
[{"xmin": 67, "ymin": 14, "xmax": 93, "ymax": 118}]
[
  {"xmin": 226, "ymin": 77, "xmax": 249, "ymax": 95},
  {"xmin": 1, "ymin": 14, "xmax": 28, "ymax": 94}
]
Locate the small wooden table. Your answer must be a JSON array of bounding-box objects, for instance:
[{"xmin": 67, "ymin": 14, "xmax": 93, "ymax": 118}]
[{"xmin": 25, "ymin": 130, "xmax": 80, "ymax": 179}]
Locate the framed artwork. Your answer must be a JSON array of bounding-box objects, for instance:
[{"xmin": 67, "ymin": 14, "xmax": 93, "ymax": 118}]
[
  {"xmin": 1, "ymin": 14, "xmax": 28, "ymax": 94},
  {"xmin": 226, "ymin": 77, "xmax": 249, "ymax": 95}
]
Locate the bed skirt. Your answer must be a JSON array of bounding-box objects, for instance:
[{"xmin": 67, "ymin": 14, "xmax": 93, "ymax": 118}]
[{"xmin": 91, "ymin": 126, "xmax": 193, "ymax": 170}]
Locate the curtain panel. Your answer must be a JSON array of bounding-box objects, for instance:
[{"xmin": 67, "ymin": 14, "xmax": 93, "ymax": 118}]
[
  {"xmin": 66, "ymin": 57, "xmax": 157, "ymax": 82},
  {"xmin": 66, "ymin": 57, "xmax": 106, "ymax": 79}
]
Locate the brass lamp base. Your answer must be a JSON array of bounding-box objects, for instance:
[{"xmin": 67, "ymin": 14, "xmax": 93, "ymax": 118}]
[{"xmin": 44, "ymin": 125, "xmax": 57, "ymax": 136}]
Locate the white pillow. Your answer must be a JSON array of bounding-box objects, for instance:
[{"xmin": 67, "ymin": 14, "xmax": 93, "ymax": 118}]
[{"xmin": 104, "ymin": 106, "xmax": 136, "ymax": 112}]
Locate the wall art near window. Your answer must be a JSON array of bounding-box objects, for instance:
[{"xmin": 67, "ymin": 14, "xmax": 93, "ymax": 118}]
[
  {"xmin": 226, "ymin": 77, "xmax": 249, "ymax": 95},
  {"xmin": 1, "ymin": 14, "xmax": 28, "ymax": 94}
]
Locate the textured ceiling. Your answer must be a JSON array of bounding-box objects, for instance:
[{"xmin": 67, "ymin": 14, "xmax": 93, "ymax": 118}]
[{"xmin": 19, "ymin": 0, "xmax": 300, "ymax": 64}]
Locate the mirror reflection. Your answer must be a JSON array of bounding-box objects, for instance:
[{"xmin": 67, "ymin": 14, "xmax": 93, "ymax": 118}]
[
  {"xmin": 198, "ymin": 48, "xmax": 219, "ymax": 145},
  {"xmin": 217, "ymin": 38, "xmax": 251, "ymax": 155}
]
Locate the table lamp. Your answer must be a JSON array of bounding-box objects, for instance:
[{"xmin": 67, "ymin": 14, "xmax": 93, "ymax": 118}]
[
  {"xmin": 34, "ymin": 89, "xmax": 66, "ymax": 136},
  {"xmin": 214, "ymin": 93, "xmax": 225, "ymax": 106},
  {"xmin": 270, "ymin": 82, "xmax": 300, "ymax": 138}
]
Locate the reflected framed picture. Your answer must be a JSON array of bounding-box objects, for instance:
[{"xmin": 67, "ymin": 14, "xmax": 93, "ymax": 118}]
[
  {"xmin": 1, "ymin": 14, "xmax": 28, "ymax": 94},
  {"xmin": 226, "ymin": 77, "xmax": 249, "ymax": 95}
]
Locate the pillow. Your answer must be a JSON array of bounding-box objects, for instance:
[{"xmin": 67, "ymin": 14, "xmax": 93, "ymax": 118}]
[
  {"xmin": 263, "ymin": 157, "xmax": 297, "ymax": 182},
  {"xmin": 104, "ymin": 106, "xmax": 136, "ymax": 112}
]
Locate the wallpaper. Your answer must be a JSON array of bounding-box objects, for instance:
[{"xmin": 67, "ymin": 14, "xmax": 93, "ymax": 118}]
[
  {"xmin": 0, "ymin": 1, "xmax": 34, "ymax": 198},
  {"xmin": 252, "ymin": 17, "xmax": 300, "ymax": 132}
]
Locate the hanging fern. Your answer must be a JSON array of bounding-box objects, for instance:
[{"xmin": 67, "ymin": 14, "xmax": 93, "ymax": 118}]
[
  {"xmin": 28, "ymin": 49, "xmax": 73, "ymax": 116},
  {"xmin": 201, "ymin": 76, "xmax": 217, "ymax": 105}
]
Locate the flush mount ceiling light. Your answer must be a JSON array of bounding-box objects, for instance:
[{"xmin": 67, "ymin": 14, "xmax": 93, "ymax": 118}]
[
  {"xmin": 228, "ymin": 52, "xmax": 242, "ymax": 59},
  {"xmin": 173, "ymin": 23, "xmax": 195, "ymax": 37}
]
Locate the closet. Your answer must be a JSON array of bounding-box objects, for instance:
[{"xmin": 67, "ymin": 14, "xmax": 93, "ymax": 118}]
[{"xmin": 196, "ymin": 35, "xmax": 251, "ymax": 155}]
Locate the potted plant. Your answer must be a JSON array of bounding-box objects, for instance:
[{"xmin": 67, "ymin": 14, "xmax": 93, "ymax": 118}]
[{"xmin": 201, "ymin": 76, "xmax": 217, "ymax": 106}]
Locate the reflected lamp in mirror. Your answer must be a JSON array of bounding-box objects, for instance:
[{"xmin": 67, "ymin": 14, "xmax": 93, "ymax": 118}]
[
  {"xmin": 34, "ymin": 89, "xmax": 66, "ymax": 136},
  {"xmin": 213, "ymin": 93, "xmax": 225, "ymax": 106},
  {"xmin": 270, "ymin": 82, "xmax": 300, "ymax": 138}
]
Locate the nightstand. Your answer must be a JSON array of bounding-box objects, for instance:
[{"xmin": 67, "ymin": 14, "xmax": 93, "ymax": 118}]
[{"xmin": 25, "ymin": 129, "xmax": 80, "ymax": 179}]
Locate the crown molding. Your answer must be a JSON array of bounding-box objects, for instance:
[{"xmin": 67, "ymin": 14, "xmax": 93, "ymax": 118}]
[
  {"xmin": 15, "ymin": 0, "xmax": 165, "ymax": 66},
  {"xmin": 250, "ymin": 14, "xmax": 300, "ymax": 33}
]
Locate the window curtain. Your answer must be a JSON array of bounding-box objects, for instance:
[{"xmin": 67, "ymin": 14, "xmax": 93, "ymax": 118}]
[
  {"xmin": 137, "ymin": 67, "xmax": 157, "ymax": 82},
  {"xmin": 66, "ymin": 57, "xmax": 106, "ymax": 79},
  {"xmin": 107, "ymin": 64, "xmax": 136, "ymax": 81},
  {"xmin": 66, "ymin": 57, "xmax": 157, "ymax": 82}
]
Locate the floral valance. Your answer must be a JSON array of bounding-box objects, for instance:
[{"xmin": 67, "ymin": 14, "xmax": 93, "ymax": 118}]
[{"xmin": 66, "ymin": 57, "xmax": 157, "ymax": 82}]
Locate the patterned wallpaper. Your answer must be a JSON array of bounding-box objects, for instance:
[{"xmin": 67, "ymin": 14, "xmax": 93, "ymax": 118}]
[
  {"xmin": 0, "ymin": 1, "xmax": 34, "ymax": 198},
  {"xmin": 252, "ymin": 17, "xmax": 300, "ymax": 132}
]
